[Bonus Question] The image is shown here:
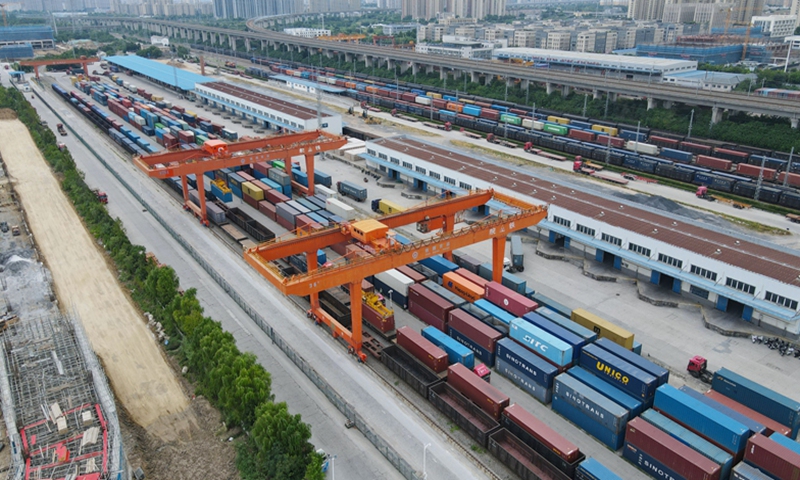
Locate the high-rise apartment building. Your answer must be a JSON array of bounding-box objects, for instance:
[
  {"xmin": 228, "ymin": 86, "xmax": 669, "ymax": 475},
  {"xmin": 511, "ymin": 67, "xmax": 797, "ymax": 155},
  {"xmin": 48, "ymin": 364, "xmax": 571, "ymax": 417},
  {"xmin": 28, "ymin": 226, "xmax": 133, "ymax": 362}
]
[
  {"xmin": 731, "ymin": 0, "xmax": 764, "ymax": 24},
  {"xmin": 402, "ymin": 0, "xmax": 504, "ymax": 20},
  {"xmin": 791, "ymin": 0, "xmax": 800, "ymax": 28},
  {"xmin": 309, "ymin": 0, "xmax": 360, "ymax": 13},
  {"xmin": 402, "ymin": 0, "xmax": 445, "ymax": 19},
  {"xmin": 213, "ymin": 0, "xmax": 302, "ymax": 19},
  {"xmin": 628, "ymin": 0, "xmax": 665, "ymax": 21}
]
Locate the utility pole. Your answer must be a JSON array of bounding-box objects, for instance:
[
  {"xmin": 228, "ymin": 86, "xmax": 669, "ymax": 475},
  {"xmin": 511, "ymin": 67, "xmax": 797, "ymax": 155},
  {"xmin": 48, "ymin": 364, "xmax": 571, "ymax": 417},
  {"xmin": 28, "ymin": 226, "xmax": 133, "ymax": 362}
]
[
  {"xmin": 582, "ymin": 93, "xmax": 588, "ymax": 118},
  {"xmin": 603, "ymin": 92, "xmax": 609, "ymax": 118},
  {"xmin": 634, "ymin": 121, "xmax": 641, "ymax": 153},
  {"xmin": 687, "ymin": 109, "xmax": 694, "ymax": 138},
  {"xmin": 784, "ymin": 147, "xmax": 794, "ymax": 187},
  {"xmin": 754, "ymin": 155, "xmax": 767, "ymax": 201}
]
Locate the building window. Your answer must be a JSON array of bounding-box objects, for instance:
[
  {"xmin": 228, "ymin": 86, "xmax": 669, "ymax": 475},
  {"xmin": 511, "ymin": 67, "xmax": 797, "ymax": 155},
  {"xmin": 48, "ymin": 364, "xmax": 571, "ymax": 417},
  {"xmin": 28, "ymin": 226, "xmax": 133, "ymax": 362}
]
[
  {"xmin": 601, "ymin": 233, "xmax": 622, "ymax": 246},
  {"xmin": 416, "ymin": 166, "xmax": 427, "ymax": 174},
  {"xmin": 628, "ymin": 243, "xmax": 651, "ymax": 257},
  {"xmin": 765, "ymin": 292, "xmax": 798, "ymax": 310},
  {"xmin": 725, "ymin": 277, "xmax": 756, "ymax": 295},
  {"xmin": 690, "ymin": 285, "xmax": 709, "ymax": 299},
  {"xmin": 690, "ymin": 265, "xmax": 717, "ymax": 282},
  {"xmin": 378, "ymin": 153, "xmax": 388, "ymax": 160},
  {"xmin": 402, "ymin": 161, "xmax": 413, "ymax": 169},
  {"xmin": 459, "ymin": 181, "xmax": 472, "ymax": 190},
  {"xmin": 444, "ymin": 176, "xmax": 457, "ymax": 186},
  {"xmin": 390, "ymin": 157, "xmax": 400, "ymax": 165},
  {"xmin": 367, "ymin": 149, "xmax": 376, "ymax": 156},
  {"xmin": 576, "ymin": 224, "xmax": 595, "ymax": 237},
  {"xmin": 658, "ymin": 253, "xmax": 683, "ymax": 269},
  {"xmin": 429, "ymin": 171, "xmax": 441, "ymax": 180},
  {"xmin": 553, "ymin": 216, "xmax": 571, "ymax": 228}
]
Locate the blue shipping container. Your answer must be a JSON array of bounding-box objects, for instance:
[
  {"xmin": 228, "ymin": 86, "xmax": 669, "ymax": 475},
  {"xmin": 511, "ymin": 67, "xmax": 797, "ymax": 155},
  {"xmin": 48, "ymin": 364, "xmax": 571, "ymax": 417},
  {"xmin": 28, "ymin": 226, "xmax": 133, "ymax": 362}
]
[
  {"xmin": 314, "ymin": 170, "xmax": 332, "ymax": 188},
  {"xmin": 522, "ymin": 312, "xmax": 586, "ymax": 361},
  {"xmin": 678, "ymin": 386, "xmax": 766, "ymax": 436},
  {"xmin": 712, "ymin": 368, "xmax": 800, "ymax": 437},
  {"xmin": 575, "ymin": 458, "xmax": 623, "ymax": 480},
  {"xmin": 419, "ymin": 255, "xmax": 459, "ymax": 277},
  {"xmin": 421, "ymin": 326, "xmax": 474, "ymax": 369},
  {"xmin": 554, "ymin": 373, "xmax": 629, "ymax": 433},
  {"xmin": 623, "ymin": 442, "xmax": 682, "ymax": 480},
  {"xmin": 496, "ymin": 338, "xmax": 557, "ymax": 388},
  {"xmin": 594, "ymin": 338, "xmax": 669, "ymax": 386},
  {"xmin": 510, "ymin": 318, "xmax": 573, "ymax": 367},
  {"xmin": 477, "ymin": 262, "xmax": 526, "ymax": 293},
  {"xmin": 371, "ymin": 276, "xmax": 408, "ymax": 309},
  {"xmin": 211, "ymin": 182, "xmax": 232, "ymax": 203},
  {"xmin": 579, "ymin": 344, "xmax": 657, "ymax": 402},
  {"xmin": 536, "ymin": 307, "xmax": 598, "ymax": 343},
  {"xmin": 496, "ymin": 358, "xmax": 552, "ymax": 404},
  {"xmin": 448, "ymin": 326, "xmax": 494, "ymax": 367},
  {"xmin": 769, "ymin": 432, "xmax": 800, "ymax": 455},
  {"xmin": 653, "ymin": 384, "xmax": 751, "ymax": 454},
  {"xmin": 473, "ymin": 300, "xmax": 516, "ymax": 326},
  {"xmin": 640, "ymin": 409, "xmax": 733, "ymax": 480},
  {"xmin": 553, "ymin": 395, "xmax": 625, "ymax": 451},
  {"xmin": 568, "ymin": 367, "xmax": 643, "ymax": 417}
]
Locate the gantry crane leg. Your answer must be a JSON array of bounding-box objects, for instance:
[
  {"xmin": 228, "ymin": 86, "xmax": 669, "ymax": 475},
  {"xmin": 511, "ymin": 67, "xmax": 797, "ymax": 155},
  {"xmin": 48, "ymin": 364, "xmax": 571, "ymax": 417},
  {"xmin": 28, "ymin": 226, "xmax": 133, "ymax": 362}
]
[
  {"xmin": 348, "ymin": 280, "xmax": 365, "ymax": 362},
  {"xmin": 442, "ymin": 213, "xmax": 456, "ymax": 261},
  {"xmin": 492, "ymin": 236, "xmax": 506, "ymax": 284},
  {"xmin": 304, "ymin": 153, "xmax": 316, "ymax": 196}
]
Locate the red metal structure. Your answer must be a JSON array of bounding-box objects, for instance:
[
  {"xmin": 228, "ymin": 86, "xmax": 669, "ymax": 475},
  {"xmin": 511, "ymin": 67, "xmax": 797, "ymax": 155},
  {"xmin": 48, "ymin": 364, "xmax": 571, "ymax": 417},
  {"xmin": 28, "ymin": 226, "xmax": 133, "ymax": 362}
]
[
  {"xmin": 244, "ymin": 190, "xmax": 547, "ymax": 361},
  {"xmin": 134, "ymin": 131, "xmax": 346, "ymax": 225},
  {"xmin": 19, "ymin": 56, "xmax": 99, "ymax": 80}
]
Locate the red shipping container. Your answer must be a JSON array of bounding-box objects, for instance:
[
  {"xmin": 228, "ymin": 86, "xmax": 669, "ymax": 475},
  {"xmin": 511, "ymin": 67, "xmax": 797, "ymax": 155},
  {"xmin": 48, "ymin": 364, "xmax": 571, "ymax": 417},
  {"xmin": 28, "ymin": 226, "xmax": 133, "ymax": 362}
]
[
  {"xmin": 172, "ymin": 105, "xmax": 185, "ymax": 113},
  {"xmin": 396, "ymin": 326, "xmax": 448, "ymax": 373},
  {"xmin": 362, "ymin": 301, "xmax": 395, "ymax": 333},
  {"xmin": 121, "ymin": 99, "xmax": 132, "ymax": 108},
  {"xmin": 475, "ymin": 101, "xmax": 492, "ymax": 108},
  {"xmin": 396, "ymin": 265, "xmax": 427, "ymax": 283},
  {"xmin": 432, "ymin": 98, "xmax": 447, "ymax": 109},
  {"xmin": 408, "ymin": 284, "xmax": 455, "ymax": 321},
  {"xmin": 681, "ymin": 141, "xmax": 713, "ymax": 154},
  {"xmin": 448, "ymin": 308, "xmax": 503, "ymax": 352},
  {"xmin": 238, "ymin": 171, "xmax": 256, "ymax": 182},
  {"xmin": 295, "ymin": 214, "xmax": 313, "ymax": 229},
  {"xmin": 481, "ymin": 109, "xmax": 500, "ymax": 121},
  {"xmin": 331, "ymin": 241, "xmax": 349, "ymax": 256},
  {"xmin": 696, "ymin": 155, "xmax": 733, "ymax": 171},
  {"xmin": 266, "ymin": 190, "xmax": 289, "ymax": 205},
  {"xmin": 744, "ymin": 434, "xmax": 800, "ymax": 480},
  {"xmin": 596, "ymin": 135, "xmax": 626, "ymax": 148},
  {"xmin": 704, "ymin": 391, "xmax": 792, "ymax": 437},
  {"xmin": 453, "ymin": 268, "xmax": 489, "ymax": 289},
  {"xmin": 243, "ymin": 193, "xmax": 259, "ymax": 209},
  {"xmin": 509, "ymin": 108, "xmax": 528, "ymax": 116},
  {"xmin": 650, "ymin": 135, "xmax": 680, "ymax": 147},
  {"xmin": 778, "ymin": 171, "xmax": 800, "ymax": 187},
  {"xmin": 568, "ymin": 129, "xmax": 596, "ymax": 142},
  {"xmin": 627, "ymin": 417, "xmax": 721, "ymax": 480},
  {"xmin": 409, "ymin": 300, "xmax": 447, "ymax": 331},
  {"xmin": 714, "ymin": 148, "xmax": 749, "ymax": 161},
  {"xmin": 345, "ymin": 244, "xmax": 368, "ymax": 260},
  {"xmin": 257, "ymin": 201, "xmax": 277, "ymax": 221},
  {"xmin": 211, "ymin": 123, "xmax": 224, "ymax": 133},
  {"xmin": 163, "ymin": 134, "xmax": 178, "ymax": 149},
  {"xmin": 736, "ymin": 163, "xmax": 777, "ymax": 181},
  {"xmin": 251, "ymin": 180, "xmax": 271, "ymax": 193},
  {"xmin": 447, "ymin": 363, "xmax": 509, "ymax": 420},
  {"xmin": 254, "ymin": 162, "xmax": 271, "ymax": 177},
  {"xmin": 276, "ymin": 213, "xmax": 293, "ymax": 230},
  {"xmin": 484, "ymin": 282, "xmax": 538, "ymax": 317},
  {"xmin": 503, "ymin": 404, "xmax": 581, "ymax": 462},
  {"xmin": 401, "ymin": 92, "xmax": 417, "ymax": 102}
]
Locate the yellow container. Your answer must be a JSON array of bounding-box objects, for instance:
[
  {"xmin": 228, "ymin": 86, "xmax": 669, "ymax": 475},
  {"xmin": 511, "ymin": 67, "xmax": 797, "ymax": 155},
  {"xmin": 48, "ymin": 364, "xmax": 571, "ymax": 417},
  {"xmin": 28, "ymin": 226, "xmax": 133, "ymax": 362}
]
[
  {"xmin": 547, "ymin": 115, "xmax": 570, "ymax": 125},
  {"xmin": 241, "ymin": 181, "xmax": 264, "ymax": 201},
  {"xmin": 350, "ymin": 219, "xmax": 388, "ymax": 244},
  {"xmin": 571, "ymin": 308, "xmax": 634, "ymax": 349},
  {"xmin": 378, "ymin": 199, "xmax": 405, "ymax": 215},
  {"xmin": 69, "ymin": 76, "xmax": 78, "ymax": 85}
]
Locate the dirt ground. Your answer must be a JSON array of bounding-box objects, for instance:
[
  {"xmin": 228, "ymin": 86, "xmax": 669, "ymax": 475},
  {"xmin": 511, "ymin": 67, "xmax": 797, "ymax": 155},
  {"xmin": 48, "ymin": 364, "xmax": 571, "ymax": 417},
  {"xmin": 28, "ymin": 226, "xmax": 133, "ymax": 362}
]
[{"xmin": 0, "ymin": 118, "xmax": 192, "ymax": 442}]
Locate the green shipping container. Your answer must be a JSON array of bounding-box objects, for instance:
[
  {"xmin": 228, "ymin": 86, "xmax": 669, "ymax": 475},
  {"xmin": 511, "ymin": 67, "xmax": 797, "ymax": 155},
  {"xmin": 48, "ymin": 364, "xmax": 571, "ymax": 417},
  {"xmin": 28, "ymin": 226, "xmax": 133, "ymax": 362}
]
[
  {"xmin": 543, "ymin": 124, "xmax": 568, "ymax": 135},
  {"xmin": 271, "ymin": 160, "xmax": 285, "ymax": 170},
  {"xmin": 155, "ymin": 123, "xmax": 165, "ymax": 130},
  {"xmin": 500, "ymin": 114, "xmax": 521, "ymax": 126},
  {"xmin": 196, "ymin": 135, "xmax": 208, "ymax": 145}
]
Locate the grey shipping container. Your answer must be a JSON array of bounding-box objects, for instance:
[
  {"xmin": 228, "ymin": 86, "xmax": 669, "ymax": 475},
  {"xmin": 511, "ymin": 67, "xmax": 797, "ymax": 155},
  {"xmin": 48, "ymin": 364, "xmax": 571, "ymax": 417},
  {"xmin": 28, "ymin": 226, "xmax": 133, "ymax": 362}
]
[
  {"xmin": 731, "ymin": 462, "xmax": 773, "ymax": 480},
  {"xmin": 554, "ymin": 373, "xmax": 629, "ymax": 433},
  {"xmin": 496, "ymin": 338, "xmax": 558, "ymax": 388},
  {"xmin": 536, "ymin": 307, "xmax": 598, "ymax": 343},
  {"xmin": 496, "ymin": 358, "xmax": 552, "ymax": 404},
  {"xmin": 276, "ymin": 203, "xmax": 300, "ymax": 223},
  {"xmin": 422, "ymin": 280, "xmax": 467, "ymax": 308},
  {"xmin": 268, "ymin": 168, "xmax": 292, "ymax": 186},
  {"xmin": 286, "ymin": 200, "xmax": 310, "ymax": 215}
]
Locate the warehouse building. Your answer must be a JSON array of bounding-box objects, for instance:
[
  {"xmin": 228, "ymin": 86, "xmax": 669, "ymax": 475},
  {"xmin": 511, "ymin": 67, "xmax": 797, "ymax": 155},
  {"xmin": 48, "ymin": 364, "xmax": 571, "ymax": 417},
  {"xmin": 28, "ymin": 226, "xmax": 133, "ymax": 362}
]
[
  {"xmin": 105, "ymin": 55, "xmax": 215, "ymax": 92},
  {"xmin": 493, "ymin": 47, "xmax": 697, "ymax": 79},
  {"xmin": 193, "ymin": 82, "xmax": 342, "ymax": 135},
  {"xmin": 0, "ymin": 26, "xmax": 54, "ymax": 50},
  {"xmin": 361, "ymin": 136, "xmax": 800, "ymax": 337}
]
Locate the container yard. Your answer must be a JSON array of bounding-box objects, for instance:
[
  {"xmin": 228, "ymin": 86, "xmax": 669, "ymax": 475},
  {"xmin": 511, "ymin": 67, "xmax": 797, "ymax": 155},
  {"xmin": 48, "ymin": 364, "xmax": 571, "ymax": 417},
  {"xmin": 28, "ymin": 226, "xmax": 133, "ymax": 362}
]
[{"xmin": 13, "ymin": 53, "xmax": 800, "ymax": 480}]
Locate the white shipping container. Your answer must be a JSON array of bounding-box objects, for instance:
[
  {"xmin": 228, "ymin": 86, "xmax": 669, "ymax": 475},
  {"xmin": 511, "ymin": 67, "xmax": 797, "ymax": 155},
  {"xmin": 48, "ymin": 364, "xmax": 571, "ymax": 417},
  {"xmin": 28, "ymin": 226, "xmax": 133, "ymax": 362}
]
[
  {"xmin": 315, "ymin": 184, "xmax": 337, "ymax": 199},
  {"xmin": 625, "ymin": 141, "xmax": 659, "ymax": 156},
  {"xmin": 374, "ymin": 269, "xmax": 415, "ymax": 297},
  {"xmin": 135, "ymin": 115, "xmax": 146, "ymax": 126},
  {"xmin": 325, "ymin": 197, "xmax": 355, "ymax": 220},
  {"xmin": 522, "ymin": 118, "xmax": 533, "ymax": 129},
  {"xmin": 415, "ymin": 96, "xmax": 431, "ymax": 106}
]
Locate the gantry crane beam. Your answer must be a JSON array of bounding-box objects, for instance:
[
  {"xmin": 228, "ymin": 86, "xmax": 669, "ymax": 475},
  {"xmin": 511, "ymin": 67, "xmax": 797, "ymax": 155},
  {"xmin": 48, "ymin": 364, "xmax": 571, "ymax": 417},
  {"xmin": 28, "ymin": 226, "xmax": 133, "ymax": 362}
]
[
  {"xmin": 243, "ymin": 190, "xmax": 547, "ymax": 361},
  {"xmin": 134, "ymin": 130, "xmax": 346, "ymax": 225},
  {"xmin": 19, "ymin": 57, "xmax": 99, "ymax": 80}
]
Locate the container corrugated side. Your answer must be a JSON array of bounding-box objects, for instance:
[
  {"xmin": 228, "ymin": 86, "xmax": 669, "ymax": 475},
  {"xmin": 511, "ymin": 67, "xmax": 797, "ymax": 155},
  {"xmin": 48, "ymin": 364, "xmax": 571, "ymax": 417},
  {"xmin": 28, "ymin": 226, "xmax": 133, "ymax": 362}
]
[
  {"xmin": 422, "ymin": 326, "xmax": 475, "ymax": 369},
  {"xmin": 536, "ymin": 307, "xmax": 598, "ymax": 343},
  {"xmin": 448, "ymin": 325, "xmax": 494, "ymax": 367},
  {"xmin": 769, "ymin": 432, "xmax": 800, "ymax": 456},
  {"xmin": 640, "ymin": 409, "xmax": 733, "ymax": 480},
  {"xmin": 496, "ymin": 338, "xmax": 558, "ymax": 388},
  {"xmin": 654, "ymin": 384, "xmax": 751, "ymax": 454},
  {"xmin": 594, "ymin": 337, "xmax": 669, "ymax": 386},
  {"xmin": 501, "ymin": 403, "xmax": 583, "ymax": 466},
  {"xmin": 510, "ymin": 318, "xmax": 573, "ymax": 367},
  {"xmin": 743, "ymin": 433, "xmax": 800, "ymax": 480},
  {"xmin": 731, "ymin": 462, "xmax": 776, "ymax": 480},
  {"xmin": 579, "ymin": 344, "xmax": 657, "ymax": 402},
  {"xmin": 554, "ymin": 373, "xmax": 628, "ymax": 433},
  {"xmin": 422, "ymin": 280, "xmax": 467, "ymax": 309},
  {"xmin": 575, "ymin": 458, "xmax": 622, "ymax": 480},
  {"xmin": 419, "ymin": 255, "xmax": 458, "ymax": 276},
  {"xmin": 552, "ymin": 394, "xmax": 625, "ymax": 451},
  {"xmin": 567, "ymin": 367, "xmax": 642, "ymax": 417},
  {"xmin": 523, "ymin": 312, "xmax": 586, "ymax": 362},
  {"xmin": 447, "ymin": 363, "xmax": 509, "ymax": 420},
  {"xmin": 570, "ymin": 308, "xmax": 633, "ymax": 349},
  {"xmin": 713, "ymin": 368, "xmax": 800, "ymax": 437},
  {"xmin": 679, "ymin": 386, "xmax": 767, "ymax": 436},
  {"xmin": 496, "ymin": 358, "xmax": 552, "ymax": 404},
  {"xmin": 705, "ymin": 390, "xmax": 792, "ymax": 437}
]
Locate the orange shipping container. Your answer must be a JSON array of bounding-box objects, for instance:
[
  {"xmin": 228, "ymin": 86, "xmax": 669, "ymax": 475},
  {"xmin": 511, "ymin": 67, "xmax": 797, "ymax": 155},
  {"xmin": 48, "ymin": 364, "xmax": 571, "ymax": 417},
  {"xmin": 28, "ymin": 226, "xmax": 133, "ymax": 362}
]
[
  {"xmin": 442, "ymin": 271, "xmax": 484, "ymax": 302},
  {"xmin": 366, "ymin": 86, "xmax": 379, "ymax": 94},
  {"xmin": 446, "ymin": 102, "xmax": 464, "ymax": 113}
]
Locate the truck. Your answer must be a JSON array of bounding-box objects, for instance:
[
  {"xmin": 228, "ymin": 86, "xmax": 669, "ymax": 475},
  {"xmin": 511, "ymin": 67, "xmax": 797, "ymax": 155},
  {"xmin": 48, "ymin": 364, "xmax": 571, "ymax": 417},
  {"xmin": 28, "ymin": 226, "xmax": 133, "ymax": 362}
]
[
  {"xmin": 687, "ymin": 355, "xmax": 714, "ymax": 384},
  {"xmin": 94, "ymin": 190, "xmax": 108, "ymax": 204},
  {"xmin": 337, "ymin": 180, "xmax": 367, "ymax": 202},
  {"xmin": 507, "ymin": 235, "xmax": 524, "ymax": 272},
  {"xmin": 56, "ymin": 123, "xmax": 67, "ymax": 136}
]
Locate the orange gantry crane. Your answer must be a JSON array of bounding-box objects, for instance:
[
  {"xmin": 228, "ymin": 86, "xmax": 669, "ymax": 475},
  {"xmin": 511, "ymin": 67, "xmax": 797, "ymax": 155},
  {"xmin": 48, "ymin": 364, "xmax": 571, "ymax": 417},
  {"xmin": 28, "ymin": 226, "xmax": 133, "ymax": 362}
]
[
  {"xmin": 134, "ymin": 130, "xmax": 346, "ymax": 225},
  {"xmin": 244, "ymin": 190, "xmax": 547, "ymax": 362},
  {"xmin": 19, "ymin": 57, "xmax": 100, "ymax": 80}
]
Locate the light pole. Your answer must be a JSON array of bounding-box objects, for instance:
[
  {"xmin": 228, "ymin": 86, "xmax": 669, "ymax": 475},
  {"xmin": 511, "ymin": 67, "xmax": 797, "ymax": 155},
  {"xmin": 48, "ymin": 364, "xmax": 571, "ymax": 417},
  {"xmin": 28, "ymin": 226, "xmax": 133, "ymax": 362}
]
[
  {"xmin": 387, "ymin": 290, "xmax": 393, "ymax": 311},
  {"xmin": 423, "ymin": 443, "xmax": 431, "ymax": 479},
  {"xmin": 687, "ymin": 109, "xmax": 694, "ymax": 138}
]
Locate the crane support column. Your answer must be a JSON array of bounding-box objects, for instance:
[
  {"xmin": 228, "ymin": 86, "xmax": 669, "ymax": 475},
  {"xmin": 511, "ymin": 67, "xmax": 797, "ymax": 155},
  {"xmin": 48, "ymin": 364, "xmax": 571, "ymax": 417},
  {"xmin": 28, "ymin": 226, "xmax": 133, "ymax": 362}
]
[
  {"xmin": 442, "ymin": 213, "xmax": 456, "ymax": 261},
  {"xmin": 196, "ymin": 173, "xmax": 208, "ymax": 226},
  {"xmin": 307, "ymin": 250, "xmax": 320, "ymax": 313},
  {"xmin": 305, "ymin": 153, "xmax": 315, "ymax": 196},
  {"xmin": 492, "ymin": 236, "xmax": 506, "ymax": 284},
  {"xmin": 348, "ymin": 280, "xmax": 365, "ymax": 362},
  {"xmin": 180, "ymin": 175, "xmax": 190, "ymax": 208}
]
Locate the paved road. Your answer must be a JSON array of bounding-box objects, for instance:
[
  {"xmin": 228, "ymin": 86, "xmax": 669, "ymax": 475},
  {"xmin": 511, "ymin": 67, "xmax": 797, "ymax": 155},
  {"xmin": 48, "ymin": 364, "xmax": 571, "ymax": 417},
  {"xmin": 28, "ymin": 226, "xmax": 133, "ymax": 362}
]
[{"xmin": 27, "ymin": 74, "xmax": 486, "ymax": 480}]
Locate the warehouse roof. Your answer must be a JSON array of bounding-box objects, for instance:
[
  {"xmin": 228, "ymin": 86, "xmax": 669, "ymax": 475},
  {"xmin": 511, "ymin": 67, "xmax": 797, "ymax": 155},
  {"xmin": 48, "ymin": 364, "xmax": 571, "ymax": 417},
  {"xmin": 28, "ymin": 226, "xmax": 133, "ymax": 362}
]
[
  {"xmin": 0, "ymin": 26, "xmax": 54, "ymax": 42},
  {"xmin": 370, "ymin": 136, "xmax": 800, "ymax": 287},
  {"xmin": 105, "ymin": 55, "xmax": 215, "ymax": 91},
  {"xmin": 270, "ymin": 74, "xmax": 346, "ymax": 93},
  {"xmin": 493, "ymin": 48, "xmax": 697, "ymax": 73},
  {"xmin": 197, "ymin": 82, "xmax": 332, "ymax": 120}
]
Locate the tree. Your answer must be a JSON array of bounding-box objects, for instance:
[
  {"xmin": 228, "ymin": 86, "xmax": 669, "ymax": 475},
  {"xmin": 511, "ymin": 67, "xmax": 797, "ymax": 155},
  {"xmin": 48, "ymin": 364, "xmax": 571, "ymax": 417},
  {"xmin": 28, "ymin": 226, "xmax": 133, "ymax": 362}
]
[
  {"xmin": 304, "ymin": 452, "xmax": 326, "ymax": 480},
  {"xmin": 176, "ymin": 45, "xmax": 189, "ymax": 57},
  {"xmin": 250, "ymin": 402, "xmax": 314, "ymax": 480}
]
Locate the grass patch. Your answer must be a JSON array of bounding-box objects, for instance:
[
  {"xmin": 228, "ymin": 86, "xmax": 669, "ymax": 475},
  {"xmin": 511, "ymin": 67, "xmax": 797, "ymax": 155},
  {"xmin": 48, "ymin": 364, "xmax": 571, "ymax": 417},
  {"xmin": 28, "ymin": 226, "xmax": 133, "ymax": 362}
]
[
  {"xmin": 470, "ymin": 445, "xmax": 486, "ymax": 454},
  {"xmin": 448, "ymin": 422, "xmax": 460, "ymax": 433}
]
